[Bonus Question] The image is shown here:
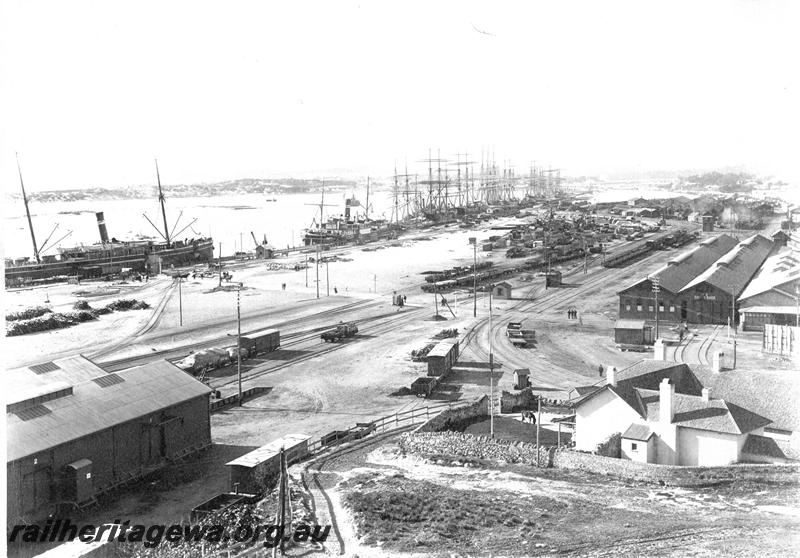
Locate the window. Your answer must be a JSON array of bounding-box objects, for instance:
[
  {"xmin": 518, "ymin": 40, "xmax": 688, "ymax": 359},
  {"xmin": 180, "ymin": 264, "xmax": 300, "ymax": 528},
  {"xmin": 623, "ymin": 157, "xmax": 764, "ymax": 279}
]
[
  {"xmin": 648, "ymin": 305, "xmax": 654, "ymax": 312},
  {"xmin": 669, "ymin": 305, "xmax": 675, "ymax": 313},
  {"xmin": 636, "ymin": 300, "xmax": 642, "ymax": 312},
  {"xmin": 631, "ymin": 443, "xmax": 638, "ymax": 451},
  {"xmin": 659, "ymin": 302, "xmax": 665, "ymax": 312},
  {"xmin": 625, "ymin": 299, "xmax": 631, "ymax": 311}
]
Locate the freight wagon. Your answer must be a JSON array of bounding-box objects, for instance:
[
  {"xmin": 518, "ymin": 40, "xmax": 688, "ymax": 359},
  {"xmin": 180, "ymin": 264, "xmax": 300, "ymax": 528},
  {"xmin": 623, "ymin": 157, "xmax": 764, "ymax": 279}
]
[
  {"xmin": 240, "ymin": 329, "xmax": 280, "ymax": 355},
  {"xmin": 427, "ymin": 338, "xmax": 459, "ymax": 376},
  {"xmin": 226, "ymin": 434, "xmax": 310, "ymax": 495}
]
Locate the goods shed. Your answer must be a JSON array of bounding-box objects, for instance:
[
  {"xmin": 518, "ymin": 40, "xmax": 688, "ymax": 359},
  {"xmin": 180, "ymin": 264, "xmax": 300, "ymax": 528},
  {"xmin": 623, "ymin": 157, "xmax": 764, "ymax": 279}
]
[
  {"xmin": 614, "ymin": 319, "xmax": 654, "ymax": 346},
  {"xmin": 6, "ymin": 356, "xmax": 211, "ymax": 525}
]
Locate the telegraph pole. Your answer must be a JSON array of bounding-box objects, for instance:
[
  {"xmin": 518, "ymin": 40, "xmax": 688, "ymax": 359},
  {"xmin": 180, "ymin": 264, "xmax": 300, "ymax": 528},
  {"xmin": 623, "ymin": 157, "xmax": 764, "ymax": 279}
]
[
  {"xmin": 651, "ymin": 277, "xmax": 660, "ymax": 339},
  {"xmin": 730, "ymin": 284, "xmax": 737, "ymax": 369},
  {"xmin": 373, "ymin": 274, "xmax": 377, "ymax": 294},
  {"xmin": 237, "ymin": 282, "xmax": 243, "ymax": 405},
  {"xmin": 178, "ymin": 276, "xmax": 183, "ymax": 326},
  {"xmin": 325, "ymin": 258, "xmax": 330, "ymax": 296},
  {"xmin": 488, "ymin": 284, "xmax": 494, "ymax": 438},
  {"xmin": 305, "ymin": 253, "xmax": 308, "ymax": 287},
  {"xmin": 316, "ymin": 245, "xmax": 320, "ymax": 299},
  {"xmin": 795, "ymin": 284, "xmax": 799, "ymax": 328},
  {"xmin": 470, "ymin": 237, "xmax": 477, "ymax": 317}
]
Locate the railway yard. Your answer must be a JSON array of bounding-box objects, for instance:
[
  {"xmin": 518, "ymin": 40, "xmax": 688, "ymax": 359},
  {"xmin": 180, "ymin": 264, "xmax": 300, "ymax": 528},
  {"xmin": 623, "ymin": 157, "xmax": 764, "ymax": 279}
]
[{"xmin": 6, "ymin": 209, "xmax": 799, "ymax": 557}]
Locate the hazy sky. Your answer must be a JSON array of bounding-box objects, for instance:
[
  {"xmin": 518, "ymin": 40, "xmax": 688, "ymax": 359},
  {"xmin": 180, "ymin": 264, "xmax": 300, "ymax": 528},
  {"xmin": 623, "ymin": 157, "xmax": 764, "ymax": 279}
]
[{"xmin": 2, "ymin": 0, "xmax": 798, "ymax": 191}]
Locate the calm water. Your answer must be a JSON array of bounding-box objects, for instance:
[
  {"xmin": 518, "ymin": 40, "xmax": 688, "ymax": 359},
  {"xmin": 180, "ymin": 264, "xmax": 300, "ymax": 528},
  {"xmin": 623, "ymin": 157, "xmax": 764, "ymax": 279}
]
[{"xmin": 3, "ymin": 189, "xmax": 397, "ymax": 259}]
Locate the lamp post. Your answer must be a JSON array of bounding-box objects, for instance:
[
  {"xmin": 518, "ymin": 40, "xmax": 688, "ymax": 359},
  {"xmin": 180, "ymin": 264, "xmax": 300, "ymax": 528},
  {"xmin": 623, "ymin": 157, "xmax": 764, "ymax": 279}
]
[{"xmin": 729, "ymin": 283, "xmax": 737, "ymax": 369}]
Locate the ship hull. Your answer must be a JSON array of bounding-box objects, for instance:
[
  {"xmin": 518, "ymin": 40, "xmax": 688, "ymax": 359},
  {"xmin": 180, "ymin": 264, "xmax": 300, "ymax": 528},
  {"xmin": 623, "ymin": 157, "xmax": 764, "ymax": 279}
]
[{"xmin": 5, "ymin": 239, "xmax": 214, "ymax": 287}]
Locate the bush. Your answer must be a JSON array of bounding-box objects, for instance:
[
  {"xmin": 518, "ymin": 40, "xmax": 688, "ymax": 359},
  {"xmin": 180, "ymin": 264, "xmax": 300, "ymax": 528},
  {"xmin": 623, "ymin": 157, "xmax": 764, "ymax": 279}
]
[
  {"xmin": 596, "ymin": 432, "xmax": 621, "ymax": 458},
  {"xmin": 6, "ymin": 314, "xmax": 73, "ymax": 336},
  {"xmin": 5, "ymin": 306, "xmax": 52, "ymax": 321},
  {"xmin": 72, "ymin": 300, "xmax": 92, "ymax": 310},
  {"xmin": 106, "ymin": 298, "xmax": 150, "ymax": 311}
]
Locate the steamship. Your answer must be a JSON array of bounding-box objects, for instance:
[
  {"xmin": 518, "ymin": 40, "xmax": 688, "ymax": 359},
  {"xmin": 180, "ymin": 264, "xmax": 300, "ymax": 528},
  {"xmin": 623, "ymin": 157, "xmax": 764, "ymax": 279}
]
[
  {"xmin": 5, "ymin": 159, "xmax": 214, "ymax": 288},
  {"xmin": 303, "ymin": 186, "xmax": 400, "ymax": 247}
]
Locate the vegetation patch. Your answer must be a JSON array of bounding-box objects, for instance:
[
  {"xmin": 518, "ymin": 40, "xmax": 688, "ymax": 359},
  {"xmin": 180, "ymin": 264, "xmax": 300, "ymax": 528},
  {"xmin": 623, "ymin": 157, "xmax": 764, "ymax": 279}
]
[{"xmin": 340, "ymin": 473, "xmax": 567, "ymax": 554}]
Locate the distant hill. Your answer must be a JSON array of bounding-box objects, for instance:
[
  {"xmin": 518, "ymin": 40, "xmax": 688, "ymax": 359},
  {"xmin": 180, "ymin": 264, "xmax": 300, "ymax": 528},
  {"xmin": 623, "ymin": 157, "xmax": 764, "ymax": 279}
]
[{"xmin": 8, "ymin": 177, "xmax": 358, "ymax": 203}]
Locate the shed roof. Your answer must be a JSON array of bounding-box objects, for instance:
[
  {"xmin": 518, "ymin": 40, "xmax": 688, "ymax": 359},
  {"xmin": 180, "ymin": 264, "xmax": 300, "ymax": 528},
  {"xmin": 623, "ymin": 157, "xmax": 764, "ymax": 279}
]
[
  {"xmin": 6, "ymin": 358, "xmax": 211, "ymax": 462},
  {"xmin": 681, "ymin": 234, "xmax": 774, "ymax": 297},
  {"xmin": 619, "ymin": 234, "xmax": 738, "ymax": 295},
  {"xmin": 226, "ymin": 434, "xmax": 310, "ymax": 468},
  {"xmin": 621, "ymin": 423, "xmax": 654, "ymax": 441},
  {"xmin": 427, "ymin": 341, "xmax": 457, "ymax": 358},
  {"xmin": 738, "ymin": 248, "xmax": 800, "ymax": 302},
  {"xmin": 614, "ymin": 319, "xmax": 646, "ymax": 330}
]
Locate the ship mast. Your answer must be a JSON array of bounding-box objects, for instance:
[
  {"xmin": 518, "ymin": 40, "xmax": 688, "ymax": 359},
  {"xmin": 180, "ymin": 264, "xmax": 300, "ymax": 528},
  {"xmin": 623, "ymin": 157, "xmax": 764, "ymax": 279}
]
[
  {"xmin": 16, "ymin": 153, "xmax": 40, "ymax": 264},
  {"xmin": 155, "ymin": 159, "xmax": 171, "ymax": 248}
]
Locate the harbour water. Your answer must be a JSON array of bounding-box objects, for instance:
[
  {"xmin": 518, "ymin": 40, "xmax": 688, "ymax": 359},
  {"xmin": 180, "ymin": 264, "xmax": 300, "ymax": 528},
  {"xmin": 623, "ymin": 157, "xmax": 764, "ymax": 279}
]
[{"xmin": 3, "ymin": 188, "xmax": 397, "ymax": 261}]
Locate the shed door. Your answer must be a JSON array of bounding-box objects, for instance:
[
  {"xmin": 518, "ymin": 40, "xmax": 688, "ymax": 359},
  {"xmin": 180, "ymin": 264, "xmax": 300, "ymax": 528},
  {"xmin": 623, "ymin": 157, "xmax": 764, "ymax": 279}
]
[{"xmin": 23, "ymin": 468, "xmax": 52, "ymax": 513}]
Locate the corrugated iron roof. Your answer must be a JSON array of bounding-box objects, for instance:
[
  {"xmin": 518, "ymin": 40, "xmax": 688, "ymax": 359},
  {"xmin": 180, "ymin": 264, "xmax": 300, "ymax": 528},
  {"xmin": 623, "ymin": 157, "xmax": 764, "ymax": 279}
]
[
  {"xmin": 681, "ymin": 234, "xmax": 774, "ymax": 297},
  {"xmin": 614, "ymin": 319, "xmax": 646, "ymax": 330},
  {"xmin": 619, "ymin": 235, "xmax": 739, "ymax": 295},
  {"xmin": 226, "ymin": 434, "xmax": 310, "ymax": 468},
  {"xmin": 6, "ymin": 358, "xmax": 211, "ymax": 462},
  {"xmin": 427, "ymin": 341, "xmax": 457, "ymax": 358},
  {"xmin": 738, "ymin": 248, "xmax": 800, "ymax": 302}
]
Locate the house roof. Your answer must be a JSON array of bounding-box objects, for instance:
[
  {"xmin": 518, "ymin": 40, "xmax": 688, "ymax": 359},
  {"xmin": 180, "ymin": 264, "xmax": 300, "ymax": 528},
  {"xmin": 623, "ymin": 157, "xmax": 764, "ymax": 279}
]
[
  {"xmin": 618, "ymin": 234, "xmax": 738, "ymax": 295},
  {"xmin": 622, "ymin": 423, "xmax": 654, "ymax": 441},
  {"xmin": 681, "ymin": 234, "xmax": 774, "ymax": 297},
  {"xmin": 738, "ymin": 248, "xmax": 800, "ymax": 303},
  {"xmin": 636, "ymin": 388, "xmax": 771, "ymax": 435},
  {"xmin": 6, "ymin": 357, "xmax": 211, "ymax": 462},
  {"xmin": 741, "ymin": 434, "xmax": 789, "ymax": 460}
]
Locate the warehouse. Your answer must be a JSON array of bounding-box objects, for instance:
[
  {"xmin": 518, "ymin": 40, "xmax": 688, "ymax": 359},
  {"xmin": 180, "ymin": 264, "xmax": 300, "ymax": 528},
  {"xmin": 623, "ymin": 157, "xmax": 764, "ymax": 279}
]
[
  {"xmin": 6, "ymin": 356, "xmax": 211, "ymax": 525},
  {"xmin": 617, "ymin": 234, "xmax": 738, "ymax": 323},
  {"xmin": 738, "ymin": 248, "xmax": 800, "ymax": 331},
  {"xmin": 678, "ymin": 234, "xmax": 774, "ymax": 325}
]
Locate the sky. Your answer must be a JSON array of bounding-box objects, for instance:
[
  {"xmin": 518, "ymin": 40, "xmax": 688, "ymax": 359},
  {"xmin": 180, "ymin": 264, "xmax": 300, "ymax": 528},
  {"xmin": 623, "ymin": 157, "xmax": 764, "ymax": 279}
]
[{"xmin": 1, "ymin": 0, "xmax": 798, "ymax": 191}]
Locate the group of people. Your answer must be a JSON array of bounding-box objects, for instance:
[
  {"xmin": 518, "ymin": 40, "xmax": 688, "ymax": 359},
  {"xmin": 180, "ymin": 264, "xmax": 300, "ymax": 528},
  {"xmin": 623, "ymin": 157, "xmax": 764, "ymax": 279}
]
[{"xmin": 566, "ymin": 309, "xmax": 579, "ymax": 319}]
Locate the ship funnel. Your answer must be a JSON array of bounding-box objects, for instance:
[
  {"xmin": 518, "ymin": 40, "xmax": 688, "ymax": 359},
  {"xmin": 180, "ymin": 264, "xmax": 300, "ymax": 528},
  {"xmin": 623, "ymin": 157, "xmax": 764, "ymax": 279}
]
[{"xmin": 96, "ymin": 212, "xmax": 109, "ymax": 243}]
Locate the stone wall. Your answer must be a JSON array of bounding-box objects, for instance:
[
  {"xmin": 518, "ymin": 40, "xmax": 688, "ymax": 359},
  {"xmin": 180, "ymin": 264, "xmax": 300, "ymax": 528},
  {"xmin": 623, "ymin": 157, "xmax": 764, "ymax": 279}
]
[
  {"xmin": 414, "ymin": 396, "xmax": 489, "ymax": 433},
  {"xmin": 399, "ymin": 431, "xmax": 554, "ymax": 468},
  {"xmin": 553, "ymin": 449, "xmax": 800, "ymax": 486}
]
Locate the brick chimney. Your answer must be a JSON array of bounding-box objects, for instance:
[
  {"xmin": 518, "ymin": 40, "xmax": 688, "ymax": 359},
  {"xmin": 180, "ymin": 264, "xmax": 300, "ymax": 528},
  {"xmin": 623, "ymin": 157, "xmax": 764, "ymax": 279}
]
[
  {"xmin": 606, "ymin": 366, "xmax": 618, "ymax": 387},
  {"xmin": 659, "ymin": 378, "xmax": 674, "ymax": 424},
  {"xmin": 701, "ymin": 387, "xmax": 711, "ymax": 403}
]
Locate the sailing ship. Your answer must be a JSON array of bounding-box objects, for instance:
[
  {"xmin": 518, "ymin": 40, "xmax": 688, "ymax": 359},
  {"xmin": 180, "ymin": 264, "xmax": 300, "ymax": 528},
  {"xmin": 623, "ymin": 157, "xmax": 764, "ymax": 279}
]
[{"xmin": 5, "ymin": 158, "xmax": 214, "ymax": 288}]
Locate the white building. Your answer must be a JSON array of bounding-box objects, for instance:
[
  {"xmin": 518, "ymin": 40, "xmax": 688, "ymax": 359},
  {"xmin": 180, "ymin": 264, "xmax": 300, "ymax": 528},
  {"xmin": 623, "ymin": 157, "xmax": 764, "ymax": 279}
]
[{"xmin": 572, "ymin": 361, "xmax": 793, "ymax": 466}]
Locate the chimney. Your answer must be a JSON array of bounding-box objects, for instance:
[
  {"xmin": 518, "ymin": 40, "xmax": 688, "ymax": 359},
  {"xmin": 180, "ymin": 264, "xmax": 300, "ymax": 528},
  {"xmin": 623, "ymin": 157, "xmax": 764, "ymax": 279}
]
[
  {"xmin": 606, "ymin": 366, "xmax": 618, "ymax": 387},
  {"xmin": 345, "ymin": 199, "xmax": 351, "ymax": 222},
  {"xmin": 96, "ymin": 212, "xmax": 109, "ymax": 244},
  {"xmin": 659, "ymin": 378, "xmax": 674, "ymax": 424},
  {"xmin": 701, "ymin": 387, "xmax": 711, "ymax": 403},
  {"xmin": 712, "ymin": 351, "xmax": 724, "ymax": 373}
]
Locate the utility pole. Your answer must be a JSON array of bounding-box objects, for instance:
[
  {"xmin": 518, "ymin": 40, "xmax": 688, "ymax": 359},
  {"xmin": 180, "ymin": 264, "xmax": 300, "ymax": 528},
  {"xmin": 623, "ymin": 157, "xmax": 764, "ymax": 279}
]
[
  {"xmin": 470, "ymin": 237, "xmax": 477, "ymax": 317},
  {"xmin": 652, "ymin": 277, "xmax": 660, "ymax": 339},
  {"xmin": 536, "ymin": 396, "xmax": 541, "ymax": 467},
  {"xmin": 316, "ymin": 245, "xmax": 320, "ymax": 299},
  {"xmin": 373, "ymin": 274, "xmax": 377, "ymax": 294},
  {"xmin": 218, "ymin": 242, "xmax": 222, "ymax": 287},
  {"xmin": 434, "ymin": 280, "xmax": 439, "ymax": 317},
  {"xmin": 325, "ymin": 258, "xmax": 330, "ymax": 296},
  {"xmin": 730, "ymin": 284, "xmax": 737, "ymax": 369},
  {"xmin": 489, "ymin": 283, "xmax": 494, "ymax": 438},
  {"xmin": 178, "ymin": 276, "xmax": 183, "ymax": 326},
  {"xmin": 305, "ymin": 253, "xmax": 308, "ymax": 287},
  {"xmin": 237, "ymin": 282, "xmax": 243, "ymax": 405},
  {"xmin": 795, "ymin": 284, "xmax": 799, "ymax": 328}
]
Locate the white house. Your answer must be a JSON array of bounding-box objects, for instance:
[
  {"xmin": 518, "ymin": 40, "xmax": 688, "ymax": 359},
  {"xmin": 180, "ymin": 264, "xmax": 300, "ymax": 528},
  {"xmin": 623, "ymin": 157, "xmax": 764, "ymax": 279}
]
[{"xmin": 573, "ymin": 361, "xmax": 776, "ymax": 466}]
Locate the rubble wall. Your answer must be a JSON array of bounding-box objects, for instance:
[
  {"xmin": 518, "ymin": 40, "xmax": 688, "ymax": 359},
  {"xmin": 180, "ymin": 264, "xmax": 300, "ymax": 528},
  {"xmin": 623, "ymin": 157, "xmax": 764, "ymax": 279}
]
[
  {"xmin": 414, "ymin": 396, "xmax": 489, "ymax": 433},
  {"xmin": 399, "ymin": 431, "xmax": 554, "ymax": 468},
  {"xmin": 553, "ymin": 450, "xmax": 800, "ymax": 485}
]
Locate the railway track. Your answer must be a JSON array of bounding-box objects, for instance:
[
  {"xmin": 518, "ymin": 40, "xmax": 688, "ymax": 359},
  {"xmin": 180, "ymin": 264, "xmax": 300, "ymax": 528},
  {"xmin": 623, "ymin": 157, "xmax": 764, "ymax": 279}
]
[{"xmin": 97, "ymin": 298, "xmax": 380, "ymax": 371}]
